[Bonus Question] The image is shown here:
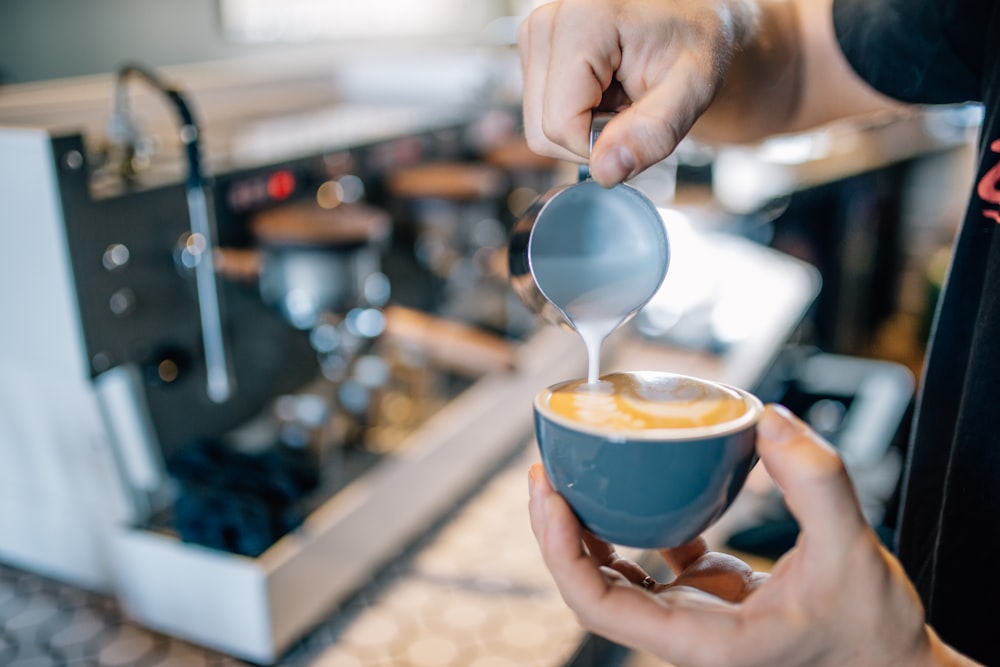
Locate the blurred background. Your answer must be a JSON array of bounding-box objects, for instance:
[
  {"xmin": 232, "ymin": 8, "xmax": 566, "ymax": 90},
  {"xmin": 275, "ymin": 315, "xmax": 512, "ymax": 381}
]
[
  {"xmin": 0, "ymin": 2, "xmax": 980, "ymax": 666},
  {"xmin": 0, "ymin": 0, "xmax": 528, "ymax": 84}
]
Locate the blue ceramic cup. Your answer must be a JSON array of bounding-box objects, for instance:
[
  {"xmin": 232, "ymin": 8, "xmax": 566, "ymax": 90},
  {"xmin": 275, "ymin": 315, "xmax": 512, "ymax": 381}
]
[{"xmin": 534, "ymin": 371, "xmax": 763, "ymax": 548}]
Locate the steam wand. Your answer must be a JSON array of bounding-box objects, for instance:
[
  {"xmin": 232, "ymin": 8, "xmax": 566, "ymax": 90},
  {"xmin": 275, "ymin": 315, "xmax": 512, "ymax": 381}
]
[{"xmin": 110, "ymin": 62, "xmax": 233, "ymax": 403}]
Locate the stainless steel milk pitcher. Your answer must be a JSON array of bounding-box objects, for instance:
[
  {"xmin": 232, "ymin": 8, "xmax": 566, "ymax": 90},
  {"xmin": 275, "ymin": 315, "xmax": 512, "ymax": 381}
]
[{"xmin": 508, "ymin": 112, "xmax": 670, "ymax": 329}]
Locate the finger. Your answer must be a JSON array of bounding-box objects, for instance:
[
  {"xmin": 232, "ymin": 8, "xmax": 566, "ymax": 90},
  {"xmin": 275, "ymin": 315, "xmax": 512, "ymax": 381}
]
[
  {"xmin": 756, "ymin": 404, "xmax": 868, "ymax": 553},
  {"xmin": 582, "ymin": 532, "xmax": 653, "ymax": 587},
  {"xmin": 532, "ymin": 466, "xmax": 617, "ymax": 605},
  {"xmin": 668, "ymin": 552, "xmax": 759, "ymax": 603},
  {"xmin": 533, "ymin": 462, "xmax": 751, "ymax": 664},
  {"xmin": 535, "ymin": 476, "xmax": 655, "ymax": 589},
  {"xmin": 531, "ymin": 468, "xmax": 653, "ymax": 586},
  {"xmin": 535, "ymin": 477, "xmax": 685, "ymax": 637},
  {"xmin": 657, "ymin": 537, "xmax": 710, "ymax": 576},
  {"xmin": 531, "ymin": 467, "xmax": 652, "ymax": 601},
  {"xmin": 589, "ymin": 55, "xmax": 716, "ymax": 186},
  {"xmin": 528, "ymin": 463, "xmax": 549, "ymax": 545},
  {"xmin": 541, "ymin": 4, "xmax": 622, "ymax": 161},
  {"xmin": 519, "ymin": 4, "xmax": 582, "ymax": 163}
]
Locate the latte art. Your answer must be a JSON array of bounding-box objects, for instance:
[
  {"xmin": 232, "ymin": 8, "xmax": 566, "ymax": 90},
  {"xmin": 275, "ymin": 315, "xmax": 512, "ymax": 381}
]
[{"xmin": 545, "ymin": 372, "xmax": 751, "ymax": 431}]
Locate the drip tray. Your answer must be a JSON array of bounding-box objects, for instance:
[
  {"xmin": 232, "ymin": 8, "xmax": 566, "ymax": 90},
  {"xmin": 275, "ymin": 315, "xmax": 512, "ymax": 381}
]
[{"xmin": 108, "ymin": 326, "xmax": 587, "ymax": 665}]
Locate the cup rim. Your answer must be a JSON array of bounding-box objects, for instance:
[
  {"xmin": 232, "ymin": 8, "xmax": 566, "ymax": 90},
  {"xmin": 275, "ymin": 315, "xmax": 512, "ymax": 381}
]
[{"xmin": 534, "ymin": 371, "xmax": 764, "ymax": 441}]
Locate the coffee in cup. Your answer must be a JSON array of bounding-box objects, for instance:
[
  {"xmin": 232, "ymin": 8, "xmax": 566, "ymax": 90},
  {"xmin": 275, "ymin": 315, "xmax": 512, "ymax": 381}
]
[
  {"xmin": 545, "ymin": 372, "xmax": 756, "ymax": 432},
  {"xmin": 534, "ymin": 371, "xmax": 762, "ymax": 548}
]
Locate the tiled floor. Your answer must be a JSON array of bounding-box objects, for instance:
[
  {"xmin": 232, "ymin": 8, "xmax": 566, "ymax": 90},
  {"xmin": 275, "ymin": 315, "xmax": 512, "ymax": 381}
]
[{"xmin": 0, "ymin": 568, "xmax": 246, "ymax": 666}]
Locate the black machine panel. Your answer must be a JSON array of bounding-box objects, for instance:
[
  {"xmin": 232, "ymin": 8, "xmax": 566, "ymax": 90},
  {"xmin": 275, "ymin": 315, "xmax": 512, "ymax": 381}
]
[
  {"xmin": 51, "ymin": 134, "xmax": 316, "ymax": 458},
  {"xmin": 47, "ymin": 116, "xmax": 489, "ymax": 461}
]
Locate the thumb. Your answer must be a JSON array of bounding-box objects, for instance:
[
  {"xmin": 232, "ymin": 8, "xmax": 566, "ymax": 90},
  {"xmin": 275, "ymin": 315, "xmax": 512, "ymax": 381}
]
[
  {"xmin": 755, "ymin": 404, "xmax": 868, "ymax": 550},
  {"xmin": 588, "ymin": 57, "xmax": 714, "ymax": 186}
]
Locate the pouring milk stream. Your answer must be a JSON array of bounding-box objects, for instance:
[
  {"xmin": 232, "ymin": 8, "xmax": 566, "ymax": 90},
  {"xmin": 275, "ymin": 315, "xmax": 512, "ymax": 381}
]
[{"xmin": 508, "ymin": 112, "xmax": 670, "ymax": 384}]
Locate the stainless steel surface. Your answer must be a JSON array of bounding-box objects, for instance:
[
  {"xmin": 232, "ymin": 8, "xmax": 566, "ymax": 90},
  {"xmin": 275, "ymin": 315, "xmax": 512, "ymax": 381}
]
[
  {"xmin": 0, "ymin": 225, "xmax": 820, "ymax": 666},
  {"xmin": 0, "ymin": 446, "xmax": 580, "ymax": 667},
  {"xmin": 186, "ymin": 185, "xmax": 232, "ymax": 403},
  {"xmin": 0, "ymin": 59, "xmax": 825, "ymax": 666},
  {"xmin": 110, "ymin": 64, "xmax": 235, "ymax": 404},
  {"xmin": 508, "ymin": 113, "xmax": 668, "ymax": 332},
  {"xmin": 252, "ymin": 203, "xmax": 391, "ymax": 331},
  {"xmin": 0, "ymin": 73, "xmax": 547, "ymax": 660}
]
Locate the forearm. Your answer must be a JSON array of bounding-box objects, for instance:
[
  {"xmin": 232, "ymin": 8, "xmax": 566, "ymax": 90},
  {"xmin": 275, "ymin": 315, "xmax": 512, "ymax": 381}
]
[
  {"xmin": 690, "ymin": 0, "xmax": 800, "ymax": 144},
  {"xmin": 691, "ymin": 0, "xmax": 907, "ymax": 145}
]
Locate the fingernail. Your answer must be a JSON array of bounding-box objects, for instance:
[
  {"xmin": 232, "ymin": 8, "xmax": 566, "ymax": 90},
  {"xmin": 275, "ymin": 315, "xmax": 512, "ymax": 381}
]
[
  {"xmin": 611, "ymin": 144, "xmax": 637, "ymax": 180},
  {"xmin": 528, "ymin": 466, "xmax": 537, "ymax": 496},
  {"xmin": 758, "ymin": 404, "xmax": 798, "ymax": 444}
]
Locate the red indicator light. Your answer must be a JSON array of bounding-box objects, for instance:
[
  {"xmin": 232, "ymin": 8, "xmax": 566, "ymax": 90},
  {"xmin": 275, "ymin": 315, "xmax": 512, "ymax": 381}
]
[{"xmin": 267, "ymin": 170, "xmax": 296, "ymax": 200}]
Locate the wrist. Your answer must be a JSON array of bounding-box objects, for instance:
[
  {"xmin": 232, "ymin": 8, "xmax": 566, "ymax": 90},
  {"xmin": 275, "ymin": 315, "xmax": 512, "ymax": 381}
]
[
  {"xmin": 921, "ymin": 626, "xmax": 983, "ymax": 667},
  {"xmin": 692, "ymin": 0, "xmax": 801, "ymax": 144}
]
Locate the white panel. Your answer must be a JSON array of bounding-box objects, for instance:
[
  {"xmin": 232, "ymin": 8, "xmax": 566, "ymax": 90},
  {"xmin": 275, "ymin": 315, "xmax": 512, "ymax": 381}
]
[
  {"xmin": 0, "ymin": 127, "xmax": 89, "ymax": 378},
  {"xmin": 0, "ymin": 128, "xmax": 129, "ymax": 590}
]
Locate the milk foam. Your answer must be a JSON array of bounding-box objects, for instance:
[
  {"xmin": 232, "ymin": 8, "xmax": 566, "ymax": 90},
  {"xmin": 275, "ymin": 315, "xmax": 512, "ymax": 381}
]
[{"xmin": 546, "ymin": 372, "xmax": 750, "ymax": 432}]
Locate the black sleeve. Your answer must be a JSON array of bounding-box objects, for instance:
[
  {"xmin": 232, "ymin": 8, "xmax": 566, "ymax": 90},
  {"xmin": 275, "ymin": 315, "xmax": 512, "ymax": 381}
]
[{"xmin": 832, "ymin": 0, "xmax": 986, "ymax": 105}]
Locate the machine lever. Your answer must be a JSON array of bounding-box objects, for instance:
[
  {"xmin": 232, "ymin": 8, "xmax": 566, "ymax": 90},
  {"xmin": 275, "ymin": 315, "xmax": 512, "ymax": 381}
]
[{"xmin": 112, "ymin": 63, "xmax": 233, "ymax": 402}]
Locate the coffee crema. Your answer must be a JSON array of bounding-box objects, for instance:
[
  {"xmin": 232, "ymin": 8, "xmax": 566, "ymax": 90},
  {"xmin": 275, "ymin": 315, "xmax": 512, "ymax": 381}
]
[{"xmin": 544, "ymin": 372, "xmax": 752, "ymax": 431}]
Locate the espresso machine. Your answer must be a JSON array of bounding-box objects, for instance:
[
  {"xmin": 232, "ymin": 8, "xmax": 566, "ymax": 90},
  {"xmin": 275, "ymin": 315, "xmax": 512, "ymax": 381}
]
[{"xmin": 0, "ymin": 63, "xmax": 582, "ymax": 663}]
